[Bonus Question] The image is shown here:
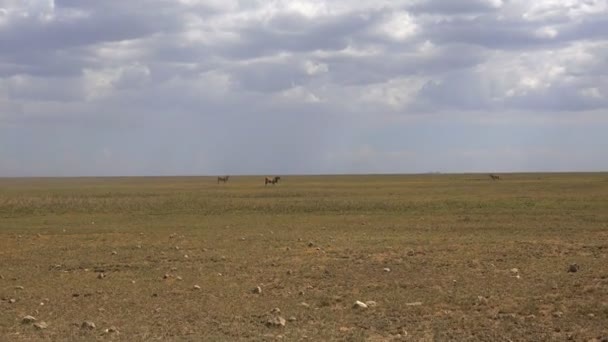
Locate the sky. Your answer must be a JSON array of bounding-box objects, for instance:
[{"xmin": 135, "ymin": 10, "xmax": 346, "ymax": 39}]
[{"xmin": 1, "ymin": 0, "xmax": 607, "ymax": 176}]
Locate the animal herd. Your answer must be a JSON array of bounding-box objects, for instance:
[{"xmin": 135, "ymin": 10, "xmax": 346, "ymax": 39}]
[{"xmin": 217, "ymin": 176, "xmax": 281, "ymax": 185}]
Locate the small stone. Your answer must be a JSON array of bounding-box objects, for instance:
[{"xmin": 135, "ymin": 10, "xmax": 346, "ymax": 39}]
[
  {"xmin": 477, "ymin": 296, "xmax": 489, "ymax": 305},
  {"xmin": 286, "ymin": 270, "xmax": 293, "ymax": 275},
  {"xmin": 308, "ymin": 241, "xmax": 314, "ymax": 247},
  {"xmin": 193, "ymin": 285, "xmax": 201, "ymax": 290},
  {"xmin": 406, "ymin": 249, "xmax": 415, "ymax": 256},
  {"xmin": 97, "ymin": 273, "xmax": 105, "ymax": 279},
  {"xmin": 15, "ymin": 286, "xmax": 24, "ymax": 290},
  {"xmin": 104, "ymin": 326, "xmax": 119, "ymax": 334},
  {"xmin": 588, "ymin": 313, "xmax": 595, "ymax": 318},
  {"xmin": 252, "ymin": 286, "xmax": 262, "ymax": 294},
  {"xmin": 136, "ymin": 245, "xmax": 142, "ymax": 249},
  {"xmin": 365, "ymin": 300, "xmax": 378, "ymax": 307},
  {"xmin": 510, "ymin": 268, "xmax": 519, "ymax": 274},
  {"xmin": 298, "ymin": 302, "xmax": 310, "ymax": 308},
  {"xmin": 22, "ymin": 315, "xmax": 36, "ymax": 324},
  {"xmin": 288, "ymin": 316, "xmax": 297, "ymax": 322},
  {"xmin": 8, "ymin": 298, "xmax": 16, "ymax": 304},
  {"xmin": 163, "ymin": 274, "xmax": 170, "ymax": 279},
  {"xmin": 81, "ymin": 321, "xmax": 96, "ymax": 330},
  {"xmin": 176, "ymin": 276, "xmax": 183, "ymax": 281},
  {"xmin": 266, "ymin": 316, "xmax": 286, "ymax": 328},
  {"xmin": 568, "ymin": 263, "xmax": 579, "ymax": 273},
  {"xmin": 184, "ymin": 254, "xmax": 189, "ymax": 259},
  {"xmin": 131, "ymin": 280, "xmax": 136, "ymax": 284},
  {"xmin": 271, "ymin": 308, "xmax": 281, "ymax": 314},
  {"xmin": 552, "ymin": 311, "xmax": 564, "ymax": 318},
  {"xmin": 111, "ymin": 251, "xmax": 117, "ymax": 255},
  {"xmin": 353, "ymin": 301, "xmax": 368, "ymax": 309},
  {"xmin": 33, "ymin": 322, "xmax": 48, "ymax": 330},
  {"xmin": 175, "ymin": 246, "xmax": 180, "ymax": 250},
  {"xmin": 383, "ymin": 268, "xmax": 391, "ymax": 273}
]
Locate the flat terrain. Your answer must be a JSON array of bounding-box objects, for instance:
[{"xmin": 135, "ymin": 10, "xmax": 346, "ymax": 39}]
[{"xmin": 1, "ymin": 174, "xmax": 607, "ymax": 341}]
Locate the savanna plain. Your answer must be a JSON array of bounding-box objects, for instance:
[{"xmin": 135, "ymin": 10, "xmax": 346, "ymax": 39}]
[{"xmin": 1, "ymin": 174, "xmax": 607, "ymax": 341}]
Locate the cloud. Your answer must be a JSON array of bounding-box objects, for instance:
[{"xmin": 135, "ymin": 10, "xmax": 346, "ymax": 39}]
[{"xmin": 1, "ymin": 0, "xmax": 607, "ymax": 176}]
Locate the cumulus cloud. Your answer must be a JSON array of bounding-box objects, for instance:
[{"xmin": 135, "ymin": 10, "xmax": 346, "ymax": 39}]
[{"xmin": 0, "ymin": 0, "xmax": 607, "ymax": 176}]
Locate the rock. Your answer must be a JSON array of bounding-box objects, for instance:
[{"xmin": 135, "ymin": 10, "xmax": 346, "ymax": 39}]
[
  {"xmin": 477, "ymin": 296, "xmax": 489, "ymax": 305},
  {"xmin": 163, "ymin": 274, "xmax": 170, "ymax": 279},
  {"xmin": 383, "ymin": 268, "xmax": 391, "ymax": 273},
  {"xmin": 15, "ymin": 286, "xmax": 24, "ymax": 290},
  {"xmin": 406, "ymin": 249, "xmax": 415, "ymax": 256},
  {"xmin": 193, "ymin": 285, "xmax": 201, "ymax": 290},
  {"xmin": 266, "ymin": 316, "xmax": 286, "ymax": 328},
  {"xmin": 176, "ymin": 276, "xmax": 183, "ymax": 281},
  {"xmin": 552, "ymin": 311, "xmax": 564, "ymax": 318},
  {"xmin": 308, "ymin": 241, "xmax": 314, "ymax": 247},
  {"xmin": 252, "ymin": 286, "xmax": 262, "ymax": 294},
  {"xmin": 353, "ymin": 301, "xmax": 368, "ymax": 309},
  {"xmin": 298, "ymin": 302, "xmax": 310, "ymax": 308},
  {"xmin": 568, "ymin": 263, "xmax": 579, "ymax": 273},
  {"xmin": 33, "ymin": 322, "xmax": 48, "ymax": 330},
  {"xmin": 97, "ymin": 273, "xmax": 105, "ymax": 279},
  {"xmin": 286, "ymin": 270, "xmax": 293, "ymax": 275},
  {"xmin": 184, "ymin": 254, "xmax": 189, "ymax": 259},
  {"xmin": 288, "ymin": 316, "xmax": 297, "ymax": 322},
  {"xmin": 271, "ymin": 308, "xmax": 281, "ymax": 314},
  {"xmin": 111, "ymin": 251, "xmax": 117, "ymax": 255},
  {"xmin": 365, "ymin": 301, "xmax": 378, "ymax": 307},
  {"xmin": 81, "ymin": 321, "xmax": 96, "ymax": 330},
  {"xmin": 8, "ymin": 298, "xmax": 16, "ymax": 304},
  {"xmin": 510, "ymin": 268, "xmax": 519, "ymax": 274},
  {"xmin": 103, "ymin": 326, "xmax": 119, "ymax": 334},
  {"xmin": 22, "ymin": 316, "xmax": 36, "ymax": 324}
]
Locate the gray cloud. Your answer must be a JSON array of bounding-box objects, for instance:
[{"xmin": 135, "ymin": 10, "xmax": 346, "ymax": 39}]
[{"xmin": 1, "ymin": 0, "xmax": 607, "ymax": 176}]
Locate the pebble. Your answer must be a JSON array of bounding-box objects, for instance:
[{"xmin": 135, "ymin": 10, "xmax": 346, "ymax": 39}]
[
  {"xmin": 81, "ymin": 321, "xmax": 96, "ymax": 330},
  {"xmin": 193, "ymin": 285, "xmax": 201, "ymax": 290},
  {"xmin": 22, "ymin": 316, "xmax": 36, "ymax": 324},
  {"xmin": 33, "ymin": 322, "xmax": 48, "ymax": 330},
  {"xmin": 266, "ymin": 316, "xmax": 286, "ymax": 328},
  {"xmin": 383, "ymin": 268, "xmax": 391, "ymax": 273},
  {"xmin": 353, "ymin": 301, "xmax": 368, "ymax": 309},
  {"xmin": 253, "ymin": 286, "xmax": 262, "ymax": 294},
  {"xmin": 568, "ymin": 263, "xmax": 579, "ymax": 273}
]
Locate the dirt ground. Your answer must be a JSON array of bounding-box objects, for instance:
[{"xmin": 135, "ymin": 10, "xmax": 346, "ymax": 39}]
[{"xmin": 1, "ymin": 174, "xmax": 607, "ymax": 341}]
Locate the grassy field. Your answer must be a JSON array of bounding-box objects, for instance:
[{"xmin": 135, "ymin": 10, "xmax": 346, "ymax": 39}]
[{"xmin": 1, "ymin": 173, "xmax": 607, "ymax": 341}]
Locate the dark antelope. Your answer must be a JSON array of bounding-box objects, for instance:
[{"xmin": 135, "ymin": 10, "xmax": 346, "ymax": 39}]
[
  {"xmin": 489, "ymin": 174, "xmax": 501, "ymax": 181},
  {"xmin": 265, "ymin": 176, "xmax": 281, "ymax": 185},
  {"xmin": 217, "ymin": 176, "xmax": 230, "ymax": 184}
]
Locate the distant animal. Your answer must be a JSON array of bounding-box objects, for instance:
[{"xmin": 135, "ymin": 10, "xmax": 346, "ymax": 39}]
[
  {"xmin": 217, "ymin": 176, "xmax": 230, "ymax": 184},
  {"xmin": 265, "ymin": 176, "xmax": 280, "ymax": 185},
  {"xmin": 489, "ymin": 174, "xmax": 501, "ymax": 181}
]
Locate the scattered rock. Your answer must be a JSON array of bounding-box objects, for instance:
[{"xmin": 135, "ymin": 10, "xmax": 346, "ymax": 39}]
[
  {"xmin": 353, "ymin": 301, "xmax": 368, "ymax": 309},
  {"xmin": 252, "ymin": 286, "xmax": 262, "ymax": 294},
  {"xmin": 271, "ymin": 308, "xmax": 281, "ymax": 314},
  {"xmin": 266, "ymin": 316, "xmax": 286, "ymax": 328},
  {"xmin": 15, "ymin": 286, "xmax": 24, "ymax": 290},
  {"xmin": 288, "ymin": 316, "xmax": 297, "ymax": 322},
  {"xmin": 111, "ymin": 251, "xmax": 117, "ymax": 255},
  {"xmin": 298, "ymin": 302, "xmax": 310, "ymax": 308},
  {"xmin": 552, "ymin": 311, "xmax": 564, "ymax": 318},
  {"xmin": 365, "ymin": 301, "xmax": 378, "ymax": 307},
  {"xmin": 568, "ymin": 263, "xmax": 580, "ymax": 273},
  {"xmin": 22, "ymin": 316, "xmax": 36, "ymax": 324},
  {"xmin": 184, "ymin": 254, "xmax": 189, "ymax": 259},
  {"xmin": 193, "ymin": 285, "xmax": 201, "ymax": 290},
  {"xmin": 8, "ymin": 298, "xmax": 16, "ymax": 304},
  {"xmin": 383, "ymin": 268, "xmax": 391, "ymax": 273},
  {"xmin": 163, "ymin": 274, "xmax": 171, "ymax": 279},
  {"xmin": 97, "ymin": 273, "xmax": 106, "ymax": 279},
  {"xmin": 176, "ymin": 276, "xmax": 183, "ymax": 281},
  {"xmin": 510, "ymin": 268, "xmax": 519, "ymax": 274},
  {"xmin": 33, "ymin": 322, "xmax": 48, "ymax": 330},
  {"xmin": 81, "ymin": 321, "xmax": 96, "ymax": 330},
  {"xmin": 308, "ymin": 241, "xmax": 314, "ymax": 247}
]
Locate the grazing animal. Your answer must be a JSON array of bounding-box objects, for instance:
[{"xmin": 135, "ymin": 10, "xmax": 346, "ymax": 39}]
[
  {"xmin": 265, "ymin": 176, "xmax": 280, "ymax": 186},
  {"xmin": 217, "ymin": 176, "xmax": 230, "ymax": 184},
  {"xmin": 489, "ymin": 174, "xmax": 501, "ymax": 181}
]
